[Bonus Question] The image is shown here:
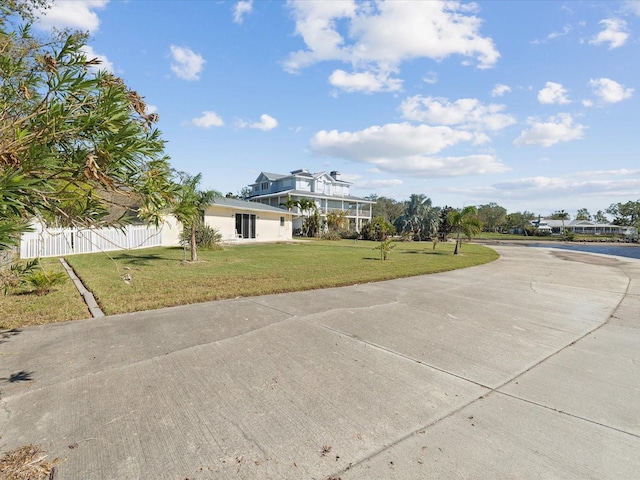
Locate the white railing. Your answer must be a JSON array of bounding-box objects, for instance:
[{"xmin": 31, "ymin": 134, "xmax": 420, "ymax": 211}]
[{"xmin": 20, "ymin": 223, "xmax": 163, "ymax": 259}]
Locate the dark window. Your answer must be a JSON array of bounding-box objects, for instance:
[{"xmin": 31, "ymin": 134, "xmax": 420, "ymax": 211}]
[
  {"xmin": 280, "ymin": 216, "xmax": 285, "ymax": 227},
  {"xmin": 235, "ymin": 213, "xmax": 256, "ymax": 239},
  {"xmin": 261, "ymin": 182, "xmax": 269, "ymax": 190}
]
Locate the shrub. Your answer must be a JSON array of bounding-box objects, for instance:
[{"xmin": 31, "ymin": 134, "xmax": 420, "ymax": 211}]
[
  {"xmin": 1, "ymin": 259, "xmax": 40, "ymax": 295},
  {"xmin": 24, "ymin": 269, "xmax": 67, "ymax": 295},
  {"xmin": 181, "ymin": 221, "xmax": 222, "ymax": 249},
  {"xmin": 361, "ymin": 216, "xmax": 395, "ymax": 241}
]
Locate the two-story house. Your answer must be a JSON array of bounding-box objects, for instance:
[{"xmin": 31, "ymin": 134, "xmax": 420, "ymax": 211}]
[{"xmin": 246, "ymin": 169, "xmax": 374, "ymax": 233}]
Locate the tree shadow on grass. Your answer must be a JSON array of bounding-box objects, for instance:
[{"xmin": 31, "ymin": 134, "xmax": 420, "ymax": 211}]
[
  {"xmin": 108, "ymin": 253, "xmax": 167, "ymax": 267},
  {"xmin": 398, "ymin": 249, "xmax": 452, "ymax": 256}
]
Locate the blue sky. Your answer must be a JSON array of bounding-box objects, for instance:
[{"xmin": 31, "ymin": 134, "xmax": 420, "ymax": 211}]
[{"xmin": 35, "ymin": 0, "xmax": 639, "ymax": 217}]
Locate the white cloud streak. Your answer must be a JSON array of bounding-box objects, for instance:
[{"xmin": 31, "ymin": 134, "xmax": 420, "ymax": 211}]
[
  {"xmin": 285, "ymin": 0, "xmax": 499, "ymax": 93},
  {"xmin": 36, "ymin": 0, "xmax": 108, "ymax": 32},
  {"xmin": 310, "ymin": 123, "xmax": 509, "ymax": 177},
  {"xmin": 170, "ymin": 45, "xmax": 206, "ymax": 81},
  {"xmin": 514, "ymin": 113, "xmax": 585, "ymax": 147},
  {"xmin": 537, "ymin": 82, "xmax": 570, "ymax": 105},
  {"xmin": 233, "ymin": 0, "xmax": 253, "ymax": 24},
  {"xmin": 400, "ymin": 96, "xmax": 516, "ymax": 131},
  {"xmin": 589, "ymin": 78, "xmax": 634, "ymax": 104},
  {"xmin": 192, "ymin": 111, "xmax": 224, "ymax": 128},
  {"xmin": 590, "ymin": 18, "xmax": 629, "ymax": 49},
  {"xmin": 491, "ymin": 84, "xmax": 511, "ymax": 97},
  {"xmin": 250, "ymin": 114, "xmax": 278, "ymax": 131}
]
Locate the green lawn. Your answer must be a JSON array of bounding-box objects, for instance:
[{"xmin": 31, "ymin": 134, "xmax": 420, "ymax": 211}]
[
  {"xmin": 0, "ymin": 258, "xmax": 90, "ymax": 329},
  {"xmin": 2, "ymin": 240, "xmax": 498, "ymax": 327}
]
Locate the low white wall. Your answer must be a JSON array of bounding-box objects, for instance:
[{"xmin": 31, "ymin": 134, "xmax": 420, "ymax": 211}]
[{"xmin": 160, "ymin": 215, "xmax": 182, "ymax": 246}]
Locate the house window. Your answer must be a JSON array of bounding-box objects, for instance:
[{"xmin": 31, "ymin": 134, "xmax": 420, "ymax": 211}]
[
  {"xmin": 261, "ymin": 182, "xmax": 269, "ymax": 190},
  {"xmin": 280, "ymin": 216, "xmax": 285, "ymax": 227},
  {"xmin": 235, "ymin": 214, "xmax": 256, "ymax": 238}
]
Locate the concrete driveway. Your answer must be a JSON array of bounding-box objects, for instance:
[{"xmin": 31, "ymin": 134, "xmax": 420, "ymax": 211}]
[{"xmin": 1, "ymin": 245, "xmax": 639, "ymax": 479}]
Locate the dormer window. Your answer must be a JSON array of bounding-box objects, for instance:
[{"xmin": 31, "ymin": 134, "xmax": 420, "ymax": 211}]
[{"xmin": 261, "ymin": 182, "xmax": 269, "ymax": 190}]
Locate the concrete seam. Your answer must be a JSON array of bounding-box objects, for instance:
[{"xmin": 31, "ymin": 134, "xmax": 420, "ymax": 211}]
[
  {"xmin": 322, "ymin": 258, "xmax": 635, "ymax": 478},
  {"xmin": 59, "ymin": 257, "xmax": 104, "ymax": 318},
  {"xmin": 494, "ymin": 390, "xmax": 640, "ymax": 439}
]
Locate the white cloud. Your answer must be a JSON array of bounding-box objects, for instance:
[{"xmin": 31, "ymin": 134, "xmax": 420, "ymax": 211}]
[
  {"xmin": 329, "ymin": 69, "xmax": 402, "ymax": 93},
  {"xmin": 192, "ymin": 111, "xmax": 224, "ymax": 128},
  {"xmin": 250, "ymin": 114, "xmax": 278, "ymax": 131},
  {"xmin": 310, "ymin": 122, "xmax": 509, "ymax": 177},
  {"xmin": 355, "ymin": 178, "xmax": 403, "ymax": 189},
  {"xmin": 285, "ymin": 0, "xmax": 499, "ymax": 93},
  {"xmin": 537, "ymin": 82, "xmax": 570, "ymax": 105},
  {"xmin": 547, "ymin": 24, "xmax": 572, "ymax": 40},
  {"xmin": 169, "ymin": 45, "xmax": 206, "ymax": 81},
  {"xmin": 400, "ymin": 96, "xmax": 516, "ymax": 131},
  {"xmin": 233, "ymin": 0, "xmax": 253, "ymax": 24},
  {"xmin": 492, "ymin": 175, "xmax": 640, "ymax": 197},
  {"xmin": 36, "ymin": 0, "xmax": 108, "ymax": 33},
  {"xmin": 582, "ymin": 99, "xmax": 594, "ymax": 107},
  {"xmin": 491, "ymin": 84, "xmax": 511, "ymax": 97},
  {"xmin": 80, "ymin": 45, "xmax": 114, "ymax": 73},
  {"xmin": 622, "ymin": 1, "xmax": 640, "ymax": 16},
  {"xmin": 514, "ymin": 113, "xmax": 585, "ymax": 147},
  {"xmin": 589, "ymin": 78, "xmax": 634, "ymax": 103},
  {"xmin": 590, "ymin": 18, "xmax": 629, "ymax": 49},
  {"xmin": 422, "ymin": 71, "xmax": 438, "ymax": 85}
]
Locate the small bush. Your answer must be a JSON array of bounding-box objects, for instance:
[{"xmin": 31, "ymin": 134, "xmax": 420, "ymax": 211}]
[
  {"xmin": 1, "ymin": 259, "xmax": 40, "ymax": 295},
  {"xmin": 24, "ymin": 269, "xmax": 67, "ymax": 295},
  {"xmin": 181, "ymin": 221, "xmax": 222, "ymax": 249}
]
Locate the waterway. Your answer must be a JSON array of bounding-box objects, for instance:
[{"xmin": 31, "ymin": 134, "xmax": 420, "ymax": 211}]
[{"xmin": 528, "ymin": 243, "xmax": 640, "ymax": 260}]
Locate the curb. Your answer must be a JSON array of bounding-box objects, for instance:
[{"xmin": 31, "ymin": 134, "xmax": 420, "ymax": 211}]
[{"xmin": 59, "ymin": 258, "xmax": 105, "ymax": 318}]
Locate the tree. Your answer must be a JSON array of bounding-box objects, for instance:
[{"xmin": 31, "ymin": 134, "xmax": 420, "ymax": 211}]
[
  {"xmin": 279, "ymin": 195, "xmax": 297, "ymax": 212},
  {"xmin": 394, "ymin": 194, "xmax": 440, "ymax": 241},
  {"xmin": 551, "ymin": 210, "xmax": 570, "ymax": 232},
  {"xmin": 172, "ymin": 172, "xmax": 220, "ymax": 262},
  {"xmin": 325, "ymin": 210, "xmax": 347, "ymax": 233},
  {"xmin": 297, "ymin": 197, "xmax": 319, "ymax": 237},
  {"xmin": 437, "ymin": 206, "xmax": 455, "ymax": 240},
  {"xmin": 1, "ymin": 2, "xmax": 175, "ymax": 250},
  {"xmin": 504, "ymin": 211, "xmax": 535, "ymax": 236},
  {"xmin": 477, "ymin": 203, "xmax": 507, "ymax": 232},
  {"xmin": 361, "ymin": 216, "xmax": 395, "ymax": 241},
  {"xmin": 447, "ymin": 206, "xmax": 482, "ymax": 255},
  {"xmin": 367, "ymin": 195, "xmax": 404, "ymax": 225},
  {"xmin": 576, "ymin": 208, "xmax": 591, "ymax": 221},
  {"xmin": 594, "ymin": 210, "xmax": 609, "ymax": 223},
  {"xmin": 373, "ymin": 238, "xmax": 396, "ymax": 261},
  {"xmin": 606, "ymin": 200, "xmax": 640, "ymax": 227}
]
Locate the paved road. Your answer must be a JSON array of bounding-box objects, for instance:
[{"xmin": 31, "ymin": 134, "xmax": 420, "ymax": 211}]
[{"xmin": 1, "ymin": 245, "xmax": 639, "ymax": 479}]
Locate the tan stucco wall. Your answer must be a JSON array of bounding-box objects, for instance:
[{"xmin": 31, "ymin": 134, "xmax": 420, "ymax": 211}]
[
  {"xmin": 204, "ymin": 206, "xmax": 292, "ymax": 242},
  {"xmin": 160, "ymin": 214, "xmax": 182, "ymax": 246}
]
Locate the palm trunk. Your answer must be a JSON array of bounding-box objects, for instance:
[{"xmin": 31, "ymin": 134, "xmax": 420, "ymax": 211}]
[
  {"xmin": 454, "ymin": 230, "xmax": 460, "ymax": 255},
  {"xmin": 190, "ymin": 224, "xmax": 197, "ymax": 262}
]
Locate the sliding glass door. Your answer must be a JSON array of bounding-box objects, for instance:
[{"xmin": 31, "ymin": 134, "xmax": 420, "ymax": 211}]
[{"xmin": 235, "ymin": 213, "xmax": 256, "ymax": 239}]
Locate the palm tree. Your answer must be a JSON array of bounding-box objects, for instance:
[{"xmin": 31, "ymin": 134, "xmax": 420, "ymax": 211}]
[
  {"xmin": 395, "ymin": 194, "xmax": 440, "ymax": 241},
  {"xmin": 172, "ymin": 172, "xmax": 220, "ymax": 262},
  {"xmin": 280, "ymin": 195, "xmax": 297, "ymax": 212},
  {"xmin": 447, "ymin": 206, "xmax": 482, "ymax": 255},
  {"xmin": 297, "ymin": 197, "xmax": 319, "ymax": 237}
]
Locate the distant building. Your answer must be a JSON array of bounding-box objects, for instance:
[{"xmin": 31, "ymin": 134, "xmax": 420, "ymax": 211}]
[
  {"xmin": 532, "ymin": 218, "xmax": 637, "ymax": 237},
  {"xmin": 246, "ymin": 169, "xmax": 374, "ymax": 232}
]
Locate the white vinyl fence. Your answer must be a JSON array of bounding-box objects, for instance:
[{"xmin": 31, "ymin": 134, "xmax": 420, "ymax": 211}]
[{"xmin": 20, "ymin": 223, "xmax": 165, "ymax": 259}]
